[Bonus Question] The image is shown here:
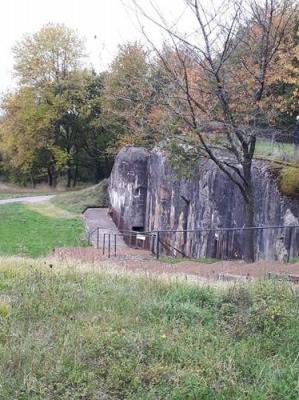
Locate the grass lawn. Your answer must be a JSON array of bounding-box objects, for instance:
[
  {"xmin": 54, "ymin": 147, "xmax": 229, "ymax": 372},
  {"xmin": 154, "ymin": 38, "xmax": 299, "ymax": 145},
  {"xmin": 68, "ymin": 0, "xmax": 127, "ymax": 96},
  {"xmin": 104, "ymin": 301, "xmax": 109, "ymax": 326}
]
[
  {"xmin": 0, "ymin": 258, "xmax": 298, "ymax": 399},
  {"xmin": 0, "ymin": 203, "xmax": 87, "ymax": 257},
  {"xmin": 255, "ymin": 139, "xmax": 299, "ymax": 162}
]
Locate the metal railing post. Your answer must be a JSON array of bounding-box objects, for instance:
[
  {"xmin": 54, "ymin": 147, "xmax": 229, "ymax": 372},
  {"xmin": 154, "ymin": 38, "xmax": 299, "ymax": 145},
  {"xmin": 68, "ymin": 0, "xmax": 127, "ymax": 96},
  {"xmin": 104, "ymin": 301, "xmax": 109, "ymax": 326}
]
[
  {"xmin": 108, "ymin": 234, "xmax": 111, "ymax": 258},
  {"xmin": 172, "ymin": 231, "xmax": 175, "ymax": 257},
  {"xmin": 226, "ymin": 229, "xmax": 229, "ymax": 260},
  {"xmin": 103, "ymin": 234, "xmax": 106, "ymax": 255},
  {"xmin": 96, "ymin": 227, "xmax": 99, "ymax": 249},
  {"xmin": 114, "ymin": 234, "xmax": 117, "ymax": 256},
  {"xmin": 156, "ymin": 231, "xmax": 160, "ymax": 260},
  {"xmin": 287, "ymin": 226, "xmax": 294, "ymax": 262}
]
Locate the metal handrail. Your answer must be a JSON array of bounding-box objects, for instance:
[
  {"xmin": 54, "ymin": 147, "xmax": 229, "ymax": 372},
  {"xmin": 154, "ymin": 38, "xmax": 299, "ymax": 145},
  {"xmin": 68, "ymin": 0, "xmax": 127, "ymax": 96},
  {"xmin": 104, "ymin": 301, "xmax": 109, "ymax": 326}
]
[
  {"xmin": 87, "ymin": 224, "xmax": 299, "ymax": 261},
  {"xmin": 150, "ymin": 224, "xmax": 299, "ymax": 233}
]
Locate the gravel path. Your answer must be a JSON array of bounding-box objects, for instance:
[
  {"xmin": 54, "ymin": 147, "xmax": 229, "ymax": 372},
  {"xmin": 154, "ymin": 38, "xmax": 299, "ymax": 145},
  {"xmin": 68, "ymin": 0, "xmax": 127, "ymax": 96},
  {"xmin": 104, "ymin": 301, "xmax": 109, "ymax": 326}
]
[{"xmin": 0, "ymin": 195, "xmax": 55, "ymax": 205}]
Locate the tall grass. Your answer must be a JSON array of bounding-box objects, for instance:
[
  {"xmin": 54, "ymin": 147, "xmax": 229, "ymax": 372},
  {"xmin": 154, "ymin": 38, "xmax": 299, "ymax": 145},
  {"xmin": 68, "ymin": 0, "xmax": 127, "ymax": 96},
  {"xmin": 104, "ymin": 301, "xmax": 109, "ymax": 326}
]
[{"xmin": 0, "ymin": 257, "xmax": 298, "ymax": 399}]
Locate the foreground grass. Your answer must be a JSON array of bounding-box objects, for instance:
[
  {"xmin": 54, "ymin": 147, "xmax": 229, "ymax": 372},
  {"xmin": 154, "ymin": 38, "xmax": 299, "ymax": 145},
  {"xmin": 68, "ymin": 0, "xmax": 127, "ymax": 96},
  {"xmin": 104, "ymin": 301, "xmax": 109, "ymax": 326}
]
[
  {"xmin": 0, "ymin": 257, "xmax": 298, "ymax": 399},
  {"xmin": 0, "ymin": 204, "xmax": 87, "ymax": 257},
  {"xmin": 52, "ymin": 180, "xmax": 109, "ymax": 214}
]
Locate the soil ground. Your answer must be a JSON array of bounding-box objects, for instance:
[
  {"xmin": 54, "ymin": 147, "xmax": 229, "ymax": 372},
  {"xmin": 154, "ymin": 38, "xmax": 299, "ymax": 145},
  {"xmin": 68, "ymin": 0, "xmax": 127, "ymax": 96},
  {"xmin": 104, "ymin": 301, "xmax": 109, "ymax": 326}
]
[
  {"xmin": 53, "ymin": 246, "xmax": 299, "ymax": 280},
  {"xmin": 68, "ymin": 207, "xmax": 299, "ymax": 281}
]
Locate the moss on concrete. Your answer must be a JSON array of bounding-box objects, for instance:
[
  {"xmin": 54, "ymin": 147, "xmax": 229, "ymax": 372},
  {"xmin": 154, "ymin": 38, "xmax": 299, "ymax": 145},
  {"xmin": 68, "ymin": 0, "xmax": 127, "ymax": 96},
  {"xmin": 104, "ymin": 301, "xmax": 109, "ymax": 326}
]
[{"xmin": 279, "ymin": 167, "xmax": 299, "ymax": 197}]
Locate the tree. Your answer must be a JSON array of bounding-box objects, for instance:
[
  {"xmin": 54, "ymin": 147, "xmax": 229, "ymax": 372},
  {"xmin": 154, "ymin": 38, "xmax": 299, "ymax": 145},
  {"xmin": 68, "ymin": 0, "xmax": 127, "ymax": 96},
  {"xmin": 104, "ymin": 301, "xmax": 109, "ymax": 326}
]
[
  {"xmin": 131, "ymin": 0, "xmax": 298, "ymax": 262},
  {"xmin": 13, "ymin": 23, "xmax": 85, "ymax": 87},
  {"xmin": 0, "ymin": 86, "xmax": 57, "ymax": 186},
  {"xmin": 103, "ymin": 42, "xmax": 159, "ymax": 150},
  {"xmin": 79, "ymin": 72, "xmax": 118, "ymax": 182},
  {"xmin": 1, "ymin": 24, "xmax": 91, "ymax": 187},
  {"xmin": 268, "ymin": 18, "xmax": 299, "ymax": 125},
  {"xmin": 0, "ymin": 24, "xmax": 119, "ymax": 186}
]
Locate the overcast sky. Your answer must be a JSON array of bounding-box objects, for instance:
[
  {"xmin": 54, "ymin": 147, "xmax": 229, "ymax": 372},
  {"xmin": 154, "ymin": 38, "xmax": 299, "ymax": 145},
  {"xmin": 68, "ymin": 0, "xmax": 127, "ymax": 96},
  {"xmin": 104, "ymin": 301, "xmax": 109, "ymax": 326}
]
[{"xmin": 0, "ymin": 0, "xmax": 191, "ymax": 94}]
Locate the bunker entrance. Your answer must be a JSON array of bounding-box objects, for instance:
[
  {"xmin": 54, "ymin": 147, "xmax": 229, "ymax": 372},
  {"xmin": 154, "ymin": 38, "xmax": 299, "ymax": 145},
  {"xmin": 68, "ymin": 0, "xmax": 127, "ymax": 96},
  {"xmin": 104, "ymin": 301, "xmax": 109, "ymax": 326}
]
[{"xmin": 132, "ymin": 226, "xmax": 144, "ymax": 232}]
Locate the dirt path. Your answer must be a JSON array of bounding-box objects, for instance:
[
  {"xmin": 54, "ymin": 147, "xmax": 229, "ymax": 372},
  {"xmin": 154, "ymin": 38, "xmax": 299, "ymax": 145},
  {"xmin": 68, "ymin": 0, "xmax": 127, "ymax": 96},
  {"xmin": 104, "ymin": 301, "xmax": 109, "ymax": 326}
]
[
  {"xmin": 53, "ymin": 246, "xmax": 299, "ymax": 281},
  {"xmin": 0, "ymin": 195, "xmax": 55, "ymax": 205}
]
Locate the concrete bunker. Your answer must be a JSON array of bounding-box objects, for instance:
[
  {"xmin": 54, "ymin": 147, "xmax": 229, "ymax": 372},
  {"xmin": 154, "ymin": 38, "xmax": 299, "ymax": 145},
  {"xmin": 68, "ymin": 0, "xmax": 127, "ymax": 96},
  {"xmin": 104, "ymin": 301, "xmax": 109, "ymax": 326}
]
[{"xmin": 108, "ymin": 146, "xmax": 299, "ymax": 261}]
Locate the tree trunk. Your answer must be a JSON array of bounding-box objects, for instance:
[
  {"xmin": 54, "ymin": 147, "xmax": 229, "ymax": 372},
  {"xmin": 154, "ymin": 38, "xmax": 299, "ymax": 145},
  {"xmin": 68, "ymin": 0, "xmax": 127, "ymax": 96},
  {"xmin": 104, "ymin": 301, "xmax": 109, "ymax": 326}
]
[
  {"xmin": 48, "ymin": 166, "xmax": 57, "ymax": 188},
  {"xmin": 30, "ymin": 174, "xmax": 36, "ymax": 189},
  {"xmin": 243, "ymin": 197, "xmax": 255, "ymax": 263},
  {"xmin": 95, "ymin": 160, "xmax": 102, "ymax": 183},
  {"xmin": 48, "ymin": 167, "xmax": 53, "ymax": 187},
  {"xmin": 66, "ymin": 165, "xmax": 72, "ymax": 188},
  {"xmin": 243, "ymin": 163, "xmax": 255, "ymax": 263},
  {"xmin": 72, "ymin": 164, "xmax": 78, "ymax": 188}
]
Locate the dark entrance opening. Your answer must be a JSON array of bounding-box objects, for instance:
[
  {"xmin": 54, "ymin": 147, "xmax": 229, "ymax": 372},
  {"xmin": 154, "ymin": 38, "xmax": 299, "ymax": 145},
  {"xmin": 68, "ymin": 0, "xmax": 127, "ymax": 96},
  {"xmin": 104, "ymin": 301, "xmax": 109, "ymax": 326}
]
[{"xmin": 132, "ymin": 226, "xmax": 144, "ymax": 232}]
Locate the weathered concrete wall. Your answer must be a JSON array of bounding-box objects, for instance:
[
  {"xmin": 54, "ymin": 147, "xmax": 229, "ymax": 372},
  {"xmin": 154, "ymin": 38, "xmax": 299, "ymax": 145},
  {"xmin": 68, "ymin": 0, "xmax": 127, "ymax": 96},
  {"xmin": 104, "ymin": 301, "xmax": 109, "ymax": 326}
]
[
  {"xmin": 109, "ymin": 147, "xmax": 149, "ymax": 232},
  {"xmin": 109, "ymin": 146, "xmax": 299, "ymax": 261}
]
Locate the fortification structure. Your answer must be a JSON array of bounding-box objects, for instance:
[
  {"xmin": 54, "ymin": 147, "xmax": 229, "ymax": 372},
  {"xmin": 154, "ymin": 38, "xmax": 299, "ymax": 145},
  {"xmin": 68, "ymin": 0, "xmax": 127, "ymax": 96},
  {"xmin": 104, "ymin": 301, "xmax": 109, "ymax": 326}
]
[{"xmin": 109, "ymin": 146, "xmax": 299, "ymax": 261}]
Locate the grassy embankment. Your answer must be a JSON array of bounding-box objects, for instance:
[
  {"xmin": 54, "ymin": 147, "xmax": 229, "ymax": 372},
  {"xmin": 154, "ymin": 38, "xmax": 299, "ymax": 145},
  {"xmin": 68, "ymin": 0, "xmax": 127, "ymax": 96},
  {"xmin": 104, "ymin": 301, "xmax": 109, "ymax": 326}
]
[
  {"xmin": 51, "ymin": 179, "xmax": 109, "ymax": 213},
  {"xmin": 0, "ymin": 257, "xmax": 298, "ymax": 399},
  {"xmin": 0, "ymin": 181, "xmax": 108, "ymax": 257}
]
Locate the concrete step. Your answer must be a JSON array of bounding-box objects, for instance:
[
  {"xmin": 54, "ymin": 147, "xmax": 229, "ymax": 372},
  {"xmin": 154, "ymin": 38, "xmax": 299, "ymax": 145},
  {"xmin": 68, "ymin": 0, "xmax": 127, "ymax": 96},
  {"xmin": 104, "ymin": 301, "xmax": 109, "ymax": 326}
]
[{"xmin": 83, "ymin": 208, "xmax": 127, "ymax": 248}]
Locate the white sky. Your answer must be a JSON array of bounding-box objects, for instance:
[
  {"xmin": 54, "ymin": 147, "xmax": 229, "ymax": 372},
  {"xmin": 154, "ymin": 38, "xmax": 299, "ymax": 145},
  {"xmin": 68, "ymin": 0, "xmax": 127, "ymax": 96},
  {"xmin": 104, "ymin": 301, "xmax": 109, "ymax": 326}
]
[{"xmin": 0, "ymin": 0, "xmax": 191, "ymax": 94}]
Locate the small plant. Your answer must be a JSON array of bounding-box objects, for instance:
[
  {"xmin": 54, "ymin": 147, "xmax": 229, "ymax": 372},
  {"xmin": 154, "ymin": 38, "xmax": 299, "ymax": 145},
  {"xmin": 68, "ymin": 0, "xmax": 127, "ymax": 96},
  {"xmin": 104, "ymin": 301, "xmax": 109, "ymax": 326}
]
[{"xmin": 0, "ymin": 301, "xmax": 10, "ymax": 317}]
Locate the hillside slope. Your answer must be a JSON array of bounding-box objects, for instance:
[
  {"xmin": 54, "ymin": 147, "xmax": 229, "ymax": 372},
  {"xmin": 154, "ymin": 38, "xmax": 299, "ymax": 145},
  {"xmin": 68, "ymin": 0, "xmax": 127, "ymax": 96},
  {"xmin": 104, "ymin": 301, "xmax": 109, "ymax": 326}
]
[{"xmin": 52, "ymin": 179, "xmax": 109, "ymax": 214}]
